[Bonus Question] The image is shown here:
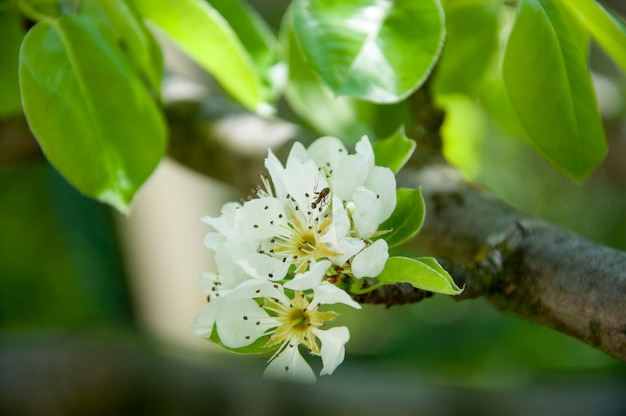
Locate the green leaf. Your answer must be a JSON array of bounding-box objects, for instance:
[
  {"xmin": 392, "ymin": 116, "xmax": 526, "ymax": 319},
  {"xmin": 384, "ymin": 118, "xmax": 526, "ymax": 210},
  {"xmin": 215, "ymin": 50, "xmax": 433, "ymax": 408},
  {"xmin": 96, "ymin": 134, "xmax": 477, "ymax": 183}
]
[
  {"xmin": 0, "ymin": 9, "xmax": 24, "ymax": 117},
  {"xmin": 209, "ymin": 0, "xmax": 279, "ymax": 100},
  {"xmin": 132, "ymin": 0, "xmax": 267, "ymax": 113},
  {"xmin": 378, "ymin": 188, "xmax": 425, "ymax": 248},
  {"xmin": 79, "ymin": 0, "xmax": 163, "ymax": 97},
  {"xmin": 557, "ymin": 0, "xmax": 626, "ymax": 72},
  {"xmin": 502, "ymin": 0, "xmax": 607, "ymax": 180},
  {"xmin": 437, "ymin": 94, "xmax": 489, "ymax": 179},
  {"xmin": 432, "ymin": 0, "xmax": 500, "ymax": 95},
  {"xmin": 372, "ymin": 127, "xmax": 415, "ymax": 174},
  {"xmin": 292, "ymin": 0, "xmax": 445, "ymax": 103},
  {"xmin": 19, "ymin": 16, "xmax": 166, "ymax": 212},
  {"xmin": 377, "ymin": 256, "xmax": 463, "ymax": 295},
  {"xmin": 282, "ymin": 11, "xmax": 374, "ymax": 142}
]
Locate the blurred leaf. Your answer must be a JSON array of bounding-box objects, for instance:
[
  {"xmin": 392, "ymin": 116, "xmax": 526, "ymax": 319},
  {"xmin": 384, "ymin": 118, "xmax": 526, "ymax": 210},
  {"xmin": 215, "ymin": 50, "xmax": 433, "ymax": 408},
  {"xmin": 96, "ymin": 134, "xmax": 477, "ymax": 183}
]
[
  {"xmin": 502, "ymin": 0, "xmax": 606, "ymax": 180},
  {"xmin": 282, "ymin": 12, "xmax": 374, "ymax": 142},
  {"xmin": 558, "ymin": 0, "xmax": 626, "ymax": 72},
  {"xmin": 19, "ymin": 16, "xmax": 166, "ymax": 212},
  {"xmin": 377, "ymin": 256, "xmax": 463, "ymax": 295},
  {"xmin": 133, "ymin": 0, "xmax": 267, "ymax": 113},
  {"xmin": 432, "ymin": 0, "xmax": 499, "ymax": 95},
  {"xmin": 437, "ymin": 94, "xmax": 488, "ymax": 179},
  {"xmin": 79, "ymin": 0, "xmax": 163, "ymax": 97},
  {"xmin": 0, "ymin": 9, "xmax": 23, "ymax": 117},
  {"xmin": 292, "ymin": 0, "xmax": 445, "ymax": 103},
  {"xmin": 209, "ymin": 0, "xmax": 280, "ymax": 100},
  {"xmin": 378, "ymin": 188, "xmax": 425, "ymax": 248},
  {"xmin": 372, "ymin": 127, "xmax": 415, "ymax": 174}
]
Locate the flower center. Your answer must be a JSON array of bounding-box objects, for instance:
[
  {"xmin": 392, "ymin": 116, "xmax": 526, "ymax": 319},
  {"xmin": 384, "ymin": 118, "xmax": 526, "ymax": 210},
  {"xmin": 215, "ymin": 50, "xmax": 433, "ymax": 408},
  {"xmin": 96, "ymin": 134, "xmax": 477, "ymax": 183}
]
[
  {"xmin": 296, "ymin": 231, "xmax": 316, "ymax": 255},
  {"xmin": 264, "ymin": 291, "xmax": 338, "ymax": 355},
  {"xmin": 287, "ymin": 308, "xmax": 311, "ymax": 331}
]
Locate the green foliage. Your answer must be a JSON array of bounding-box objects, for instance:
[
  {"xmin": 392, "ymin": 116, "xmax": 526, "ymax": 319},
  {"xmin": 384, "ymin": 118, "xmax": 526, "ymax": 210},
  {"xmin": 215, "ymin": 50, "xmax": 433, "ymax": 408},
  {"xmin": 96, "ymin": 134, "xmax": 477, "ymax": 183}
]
[
  {"xmin": 292, "ymin": 0, "xmax": 445, "ymax": 103},
  {"xmin": 79, "ymin": 0, "xmax": 163, "ymax": 97},
  {"xmin": 132, "ymin": 0, "xmax": 275, "ymax": 113},
  {"xmin": 0, "ymin": 9, "xmax": 24, "ymax": 117},
  {"xmin": 372, "ymin": 127, "xmax": 416, "ymax": 174},
  {"xmin": 282, "ymin": 11, "xmax": 375, "ymax": 142},
  {"xmin": 558, "ymin": 0, "xmax": 626, "ymax": 72},
  {"xmin": 209, "ymin": 0, "xmax": 280, "ymax": 101},
  {"xmin": 19, "ymin": 14, "xmax": 166, "ymax": 213},
  {"xmin": 3, "ymin": 0, "xmax": 625, "ymax": 208},
  {"xmin": 432, "ymin": 0, "xmax": 499, "ymax": 95},
  {"xmin": 377, "ymin": 256, "xmax": 463, "ymax": 295},
  {"xmin": 378, "ymin": 188, "xmax": 425, "ymax": 248},
  {"xmin": 502, "ymin": 0, "xmax": 607, "ymax": 180}
]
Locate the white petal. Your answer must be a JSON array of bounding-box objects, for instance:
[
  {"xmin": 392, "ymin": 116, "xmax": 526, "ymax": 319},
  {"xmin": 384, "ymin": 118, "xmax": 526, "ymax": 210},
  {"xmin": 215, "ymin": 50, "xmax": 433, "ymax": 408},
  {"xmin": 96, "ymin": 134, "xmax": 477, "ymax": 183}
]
[
  {"xmin": 328, "ymin": 237, "xmax": 365, "ymax": 266},
  {"xmin": 264, "ymin": 344, "xmax": 316, "ymax": 384},
  {"xmin": 197, "ymin": 271, "xmax": 218, "ymax": 294},
  {"xmin": 203, "ymin": 232, "xmax": 224, "ymax": 251},
  {"xmin": 234, "ymin": 252, "xmax": 290, "ymax": 281},
  {"xmin": 365, "ymin": 166, "xmax": 397, "ymax": 222},
  {"xmin": 191, "ymin": 301, "xmax": 221, "ymax": 337},
  {"xmin": 214, "ymin": 240, "xmax": 255, "ymax": 288},
  {"xmin": 306, "ymin": 136, "xmax": 347, "ymax": 171},
  {"xmin": 355, "ymin": 135, "xmax": 375, "ymax": 168},
  {"xmin": 227, "ymin": 279, "xmax": 287, "ymax": 303},
  {"xmin": 202, "ymin": 202, "xmax": 242, "ymax": 240},
  {"xmin": 282, "ymin": 163, "xmax": 328, "ymax": 212},
  {"xmin": 352, "ymin": 187, "xmax": 381, "ymax": 238},
  {"xmin": 351, "ymin": 239, "xmax": 389, "ymax": 279},
  {"xmin": 265, "ymin": 149, "xmax": 287, "ymax": 198},
  {"xmin": 331, "ymin": 154, "xmax": 369, "ymax": 201},
  {"xmin": 330, "ymin": 195, "xmax": 350, "ymax": 238},
  {"xmin": 313, "ymin": 326, "xmax": 350, "ymax": 376},
  {"xmin": 238, "ymin": 197, "xmax": 288, "ymax": 239},
  {"xmin": 215, "ymin": 298, "xmax": 275, "ymax": 348},
  {"xmin": 286, "ymin": 141, "xmax": 310, "ymax": 167},
  {"xmin": 284, "ymin": 260, "xmax": 331, "ymax": 290},
  {"xmin": 311, "ymin": 283, "xmax": 361, "ymax": 309}
]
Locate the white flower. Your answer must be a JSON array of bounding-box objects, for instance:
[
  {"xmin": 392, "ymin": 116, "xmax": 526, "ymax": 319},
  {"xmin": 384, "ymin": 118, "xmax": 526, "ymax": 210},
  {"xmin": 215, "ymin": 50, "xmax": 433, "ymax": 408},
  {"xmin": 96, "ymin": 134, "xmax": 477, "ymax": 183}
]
[
  {"xmin": 194, "ymin": 135, "xmax": 399, "ymax": 381},
  {"xmin": 308, "ymin": 136, "xmax": 396, "ymax": 238},
  {"xmin": 211, "ymin": 274, "xmax": 360, "ymax": 383}
]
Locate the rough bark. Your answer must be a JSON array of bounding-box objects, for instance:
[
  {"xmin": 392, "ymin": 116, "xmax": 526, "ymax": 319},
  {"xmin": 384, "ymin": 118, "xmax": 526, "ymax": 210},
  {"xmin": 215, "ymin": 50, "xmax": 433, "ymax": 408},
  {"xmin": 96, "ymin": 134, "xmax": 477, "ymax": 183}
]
[{"xmin": 404, "ymin": 165, "xmax": 626, "ymax": 362}]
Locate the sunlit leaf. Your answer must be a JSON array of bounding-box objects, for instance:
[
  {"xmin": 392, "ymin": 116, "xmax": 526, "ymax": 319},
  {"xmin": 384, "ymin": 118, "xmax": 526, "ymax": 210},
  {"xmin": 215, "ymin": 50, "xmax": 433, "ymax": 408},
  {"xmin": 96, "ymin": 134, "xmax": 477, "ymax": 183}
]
[
  {"xmin": 282, "ymin": 12, "xmax": 374, "ymax": 142},
  {"xmin": 377, "ymin": 256, "xmax": 463, "ymax": 295},
  {"xmin": 209, "ymin": 0, "xmax": 280, "ymax": 100},
  {"xmin": 432, "ymin": 0, "xmax": 499, "ymax": 95},
  {"xmin": 79, "ymin": 0, "xmax": 163, "ymax": 97},
  {"xmin": 502, "ymin": 0, "xmax": 606, "ymax": 180},
  {"xmin": 293, "ymin": 0, "xmax": 445, "ymax": 103},
  {"xmin": 19, "ymin": 16, "xmax": 166, "ymax": 212},
  {"xmin": 0, "ymin": 9, "xmax": 23, "ymax": 117},
  {"xmin": 558, "ymin": 0, "xmax": 626, "ymax": 72},
  {"xmin": 372, "ymin": 127, "xmax": 415, "ymax": 174},
  {"xmin": 437, "ymin": 94, "xmax": 488, "ymax": 179},
  {"xmin": 378, "ymin": 188, "xmax": 425, "ymax": 248},
  {"xmin": 133, "ymin": 0, "xmax": 268, "ymax": 113}
]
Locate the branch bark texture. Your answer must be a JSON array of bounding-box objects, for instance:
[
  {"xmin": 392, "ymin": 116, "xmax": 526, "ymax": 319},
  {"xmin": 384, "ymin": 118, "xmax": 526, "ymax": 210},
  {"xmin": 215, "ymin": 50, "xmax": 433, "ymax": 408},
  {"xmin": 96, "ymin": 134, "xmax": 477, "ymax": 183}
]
[{"xmin": 403, "ymin": 165, "xmax": 626, "ymax": 362}]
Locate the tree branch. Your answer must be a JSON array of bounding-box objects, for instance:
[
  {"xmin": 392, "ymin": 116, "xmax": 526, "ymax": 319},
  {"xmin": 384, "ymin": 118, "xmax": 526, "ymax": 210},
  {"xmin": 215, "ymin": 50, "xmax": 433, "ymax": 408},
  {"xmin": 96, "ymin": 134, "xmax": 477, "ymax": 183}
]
[
  {"xmin": 165, "ymin": 100, "xmax": 626, "ymax": 362},
  {"xmin": 402, "ymin": 165, "xmax": 626, "ymax": 362}
]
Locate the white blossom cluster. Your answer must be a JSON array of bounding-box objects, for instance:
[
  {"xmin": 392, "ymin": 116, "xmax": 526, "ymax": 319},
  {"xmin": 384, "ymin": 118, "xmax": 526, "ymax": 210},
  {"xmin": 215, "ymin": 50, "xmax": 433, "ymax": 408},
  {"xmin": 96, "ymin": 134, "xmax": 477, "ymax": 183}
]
[{"xmin": 193, "ymin": 136, "xmax": 396, "ymax": 382}]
